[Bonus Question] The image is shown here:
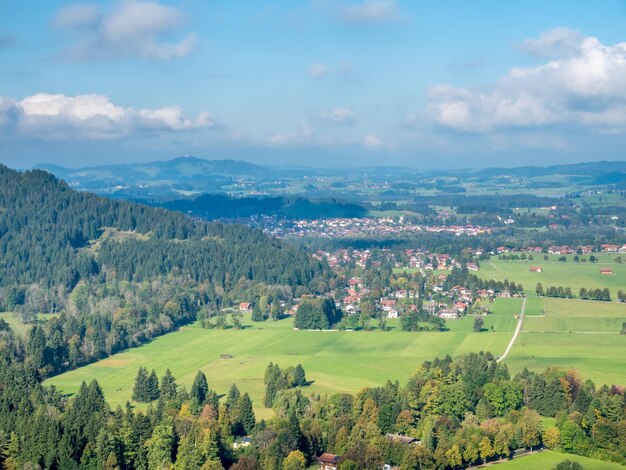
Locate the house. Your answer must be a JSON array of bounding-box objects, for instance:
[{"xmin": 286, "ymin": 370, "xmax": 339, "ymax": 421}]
[
  {"xmin": 599, "ymin": 268, "xmax": 614, "ymax": 275},
  {"xmin": 233, "ymin": 437, "xmax": 252, "ymax": 449},
  {"xmin": 386, "ymin": 309, "xmax": 399, "ymax": 319},
  {"xmin": 317, "ymin": 453, "xmax": 341, "ymax": 470},
  {"xmin": 238, "ymin": 302, "xmax": 252, "ymax": 312},
  {"xmin": 438, "ymin": 308, "xmax": 460, "ymax": 319},
  {"xmin": 454, "ymin": 301, "xmax": 467, "ymax": 313},
  {"xmin": 529, "ymin": 266, "xmax": 543, "ymax": 272},
  {"xmin": 499, "ymin": 290, "xmax": 512, "ymax": 298},
  {"xmin": 423, "ymin": 300, "xmax": 437, "ymax": 315},
  {"xmin": 477, "ymin": 289, "xmax": 494, "ymax": 299},
  {"xmin": 386, "ymin": 434, "xmax": 421, "ymax": 446},
  {"xmin": 466, "ymin": 263, "xmax": 479, "ymax": 271}
]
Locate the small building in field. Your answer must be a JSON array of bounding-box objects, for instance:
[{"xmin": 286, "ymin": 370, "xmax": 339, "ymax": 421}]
[
  {"xmin": 529, "ymin": 266, "xmax": 543, "ymax": 272},
  {"xmin": 599, "ymin": 268, "xmax": 614, "ymax": 275},
  {"xmin": 238, "ymin": 302, "xmax": 252, "ymax": 312},
  {"xmin": 317, "ymin": 453, "xmax": 341, "ymax": 470}
]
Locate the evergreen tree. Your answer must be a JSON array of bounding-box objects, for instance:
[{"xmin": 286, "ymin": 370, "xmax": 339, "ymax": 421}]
[
  {"xmin": 191, "ymin": 370, "xmax": 209, "ymax": 405},
  {"xmin": 293, "ymin": 364, "xmax": 306, "ymax": 387},
  {"xmin": 132, "ymin": 367, "xmax": 149, "ymax": 402},
  {"xmin": 237, "ymin": 393, "xmax": 256, "ymax": 436},
  {"xmin": 251, "ymin": 304, "xmax": 264, "ymax": 322},
  {"xmin": 147, "ymin": 369, "xmax": 160, "ymax": 401},
  {"xmin": 226, "ymin": 383, "xmax": 241, "ymax": 410},
  {"xmin": 159, "ymin": 369, "xmax": 177, "ymax": 400}
]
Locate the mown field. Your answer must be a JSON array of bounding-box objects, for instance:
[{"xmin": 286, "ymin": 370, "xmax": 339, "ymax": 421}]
[
  {"xmin": 478, "ymin": 253, "xmax": 625, "ymax": 294},
  {"xmin": 505, "ymin": 297, "xmax": 626, "ymax": 386},
  {"xmin": 495, "ymin": 450, "xmax": 625, "ymax": 469},
  {"xmin": 47, "ymin": 299, "xmax": 521, "ymax": 418}
]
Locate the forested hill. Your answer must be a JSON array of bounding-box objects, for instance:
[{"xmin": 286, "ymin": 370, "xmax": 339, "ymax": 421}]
[
  {"xmin": 0, "ymin": 165, "xmax": 330, "ymax": 375},
  {"xmin": 161, "ymin": 193, "xmax": 367, "ymax": 220},
  {"xmin": 0, "ymin": 165, "xmax": 325, "ymax": 290}
]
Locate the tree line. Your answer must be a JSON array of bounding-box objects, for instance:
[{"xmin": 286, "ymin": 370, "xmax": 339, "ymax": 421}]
[{"xmin": 1, "ymin": 324, "xmax": 624, "ymax": 470}]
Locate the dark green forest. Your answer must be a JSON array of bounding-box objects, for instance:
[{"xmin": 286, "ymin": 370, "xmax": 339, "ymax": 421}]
[{"xmin": 0, "ymin": 166, "xmax": 331, "ymax": 376}]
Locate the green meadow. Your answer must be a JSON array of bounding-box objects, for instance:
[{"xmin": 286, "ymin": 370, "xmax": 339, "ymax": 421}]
[
  {"xmin": 506, "ymin": 297, "xmax": 626, "ymax": 386},
  {"xmin": 478, "ymin": 254, "xmax": 625, "ymax": 294},
  {"xmin": 494, "ymin": 450, "xmax": 625, "ymax": 470},
  {"xmin": 47, "ymin": 299, "xmax": 521, "ymax": 417}
]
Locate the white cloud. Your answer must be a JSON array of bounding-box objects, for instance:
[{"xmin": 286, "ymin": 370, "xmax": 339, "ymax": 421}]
[
  {"xmin": 0, "ymin": 93, "xmax": 214, "ymax": 140},
  {"xmin": 319, "ymin": 107, "xmax": 355, "ymax": 123},
  {"xmin": 53, "ymin": 0, "xmax": 197, "ymax": 61},
  {"xmin": 363, "ymin": 134, "xmax": 381, "ymax": 147},
  {"xmin": 427, "ymin": 32, "xmax": 626, "ymax": 134},
  {"xmin": 307, "ymin": 63, "xmax": 330, "ymax": 78},
  {"xmin": 266, "ymin": 125, "xmax": 314, "ymax": 146},
  {"xmin": 517, "ymin": 27, "xmax": 584, "ymax": 58},
  {"xmin": 338, "ymin": 0, "xmax": 402, "ymax": 24}
]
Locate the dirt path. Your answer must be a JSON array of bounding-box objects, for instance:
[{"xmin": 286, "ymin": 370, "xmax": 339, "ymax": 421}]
[{"xmin": 497, "ymin": 296, "xmax": 526, "ymax": 363}]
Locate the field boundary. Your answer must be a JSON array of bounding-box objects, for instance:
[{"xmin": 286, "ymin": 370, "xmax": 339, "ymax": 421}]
[{"xmin": 497, "ymin": 297, "xmax": 526, "ymax": 363}]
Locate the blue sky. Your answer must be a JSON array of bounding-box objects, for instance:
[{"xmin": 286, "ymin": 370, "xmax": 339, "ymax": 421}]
[{"xmin": 1, "ymin": 0, "xmax": 626, "ymax": 168}]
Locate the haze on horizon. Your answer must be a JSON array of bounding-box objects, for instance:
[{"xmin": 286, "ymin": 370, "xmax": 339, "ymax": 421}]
[{"xmin": 1, "ymin": 0, "xmax": 626, "ymax": 169}]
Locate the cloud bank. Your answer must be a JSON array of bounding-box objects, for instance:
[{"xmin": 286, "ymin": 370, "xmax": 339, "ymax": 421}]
[
  {"xmin": 427, "ymin": 29, "xmax": 626, "ymax": 135},
  {"xmin": 0, "ymin": 93, "xmax": 213, "ymax": 140}
]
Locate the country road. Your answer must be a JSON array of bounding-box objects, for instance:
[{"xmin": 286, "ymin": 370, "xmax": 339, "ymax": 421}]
[{"xmin": 497, "ymin": 296, "xmax": 527, "ymax": 363}]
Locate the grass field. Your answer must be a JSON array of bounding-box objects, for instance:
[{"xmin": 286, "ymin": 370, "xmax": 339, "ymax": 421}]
[
  {"xmin": 505, "ymin": 298, "xmax": 626, "ymax": 386},
  {"xmin": 478, "ymin": 254, "xmax": 625, "ymax": 294},
  {"xmin": 0, "ymin": 311, "xmax": 55, "ymax": 336},
  {"xmin": 494, "ymin": 450, "xmax": 625, "ymax": 469},
  {"xmin": 47, "ymin": 299, "xmax": 522, "ymax": 418}
]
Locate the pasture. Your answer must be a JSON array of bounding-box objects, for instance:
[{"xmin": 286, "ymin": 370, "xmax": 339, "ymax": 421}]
[
  {"xmin": 506, "ymin": 298, "xmax": 626, "ymax": 386},
  {"xmin": 494, "ymin": 450, "xmax": 625, "ymax": 470},
  {"xmin": 47, "ymin": 299, "xmax": 521, "ymax": 417},
  {"xmin": 477, "ymin": 254, "xmax": 625, "ymax": 294}
]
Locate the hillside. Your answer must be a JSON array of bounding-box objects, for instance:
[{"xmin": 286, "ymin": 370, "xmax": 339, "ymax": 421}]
[
  {"xmin": 162, "ymin": 193, "xmax": 367, "ymax": 220},
  {"xmin": 0, "ymin": 165, "xmax": 330, "ymax": 375}
]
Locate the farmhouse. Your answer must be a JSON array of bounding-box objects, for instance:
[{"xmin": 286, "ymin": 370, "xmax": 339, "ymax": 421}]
[
  {"xmin": 438, "ymin": 308, "xmax": 460, "ymax": 319},
  {"xmin": 529, "ymin": 266, "xmax": 543, "ymax": 272},
  {"xmin": 238, "ymin": 302, "xmax": 252, "ymax": 312},
  {"xmin": 599, "ymin": 268, "xmax": 614, "ymax": 275},
  {"xmin": 466, "ymin": 262, "xmax": 479, "ymax": 271},
  {"xmin": 317, "ymin": 453, "xmax": 341, "ymax": 470}
]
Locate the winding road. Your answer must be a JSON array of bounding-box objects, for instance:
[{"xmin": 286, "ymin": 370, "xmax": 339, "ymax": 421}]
[{"xmin": 497, "ymin": 296, "xmax": 527, "ymax": 363}]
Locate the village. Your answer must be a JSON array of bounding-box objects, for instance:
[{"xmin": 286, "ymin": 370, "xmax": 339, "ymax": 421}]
[{"xmin": 261, "ymin": 216, "xmax": 493, "ymax": 240}]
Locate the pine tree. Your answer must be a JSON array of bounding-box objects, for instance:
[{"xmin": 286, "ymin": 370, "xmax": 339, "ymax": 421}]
[
  {"xmin": 191, "ymin": 370, "xmax": 209, "ymax": 405},
  {"xmin": 147, "ymin": 369, "xmax": 160, "ymax": 401},
  {"xmin": 251, "ymin": 304, "xmax": 264, "ymax": 322},
  {"xmin": 132, "ymin": 367, "xmax": 149, "ymax": 402},
  {"xmin": 237, "ymin": 393, "xmax": 256, "ymax": 435},
  {"xmin": 293, "ymin": 364, "xmax": 306, "ymax": 387},
  {"xmin": 225, "ymin": 383, "xmax": 241, "ymax": 410},
  {"xmin": 159, "ymin": 369, "xmax": 177, "ymax": 400}
]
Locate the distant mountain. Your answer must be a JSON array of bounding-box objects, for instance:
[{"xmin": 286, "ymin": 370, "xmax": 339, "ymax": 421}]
[
  {"xmin": 35, "ymin": 156, "xmax": 270, "ymax": 194},
  {"xmin": 442, "ymin": 160, "xmax": 626, "ymax": 179}
]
